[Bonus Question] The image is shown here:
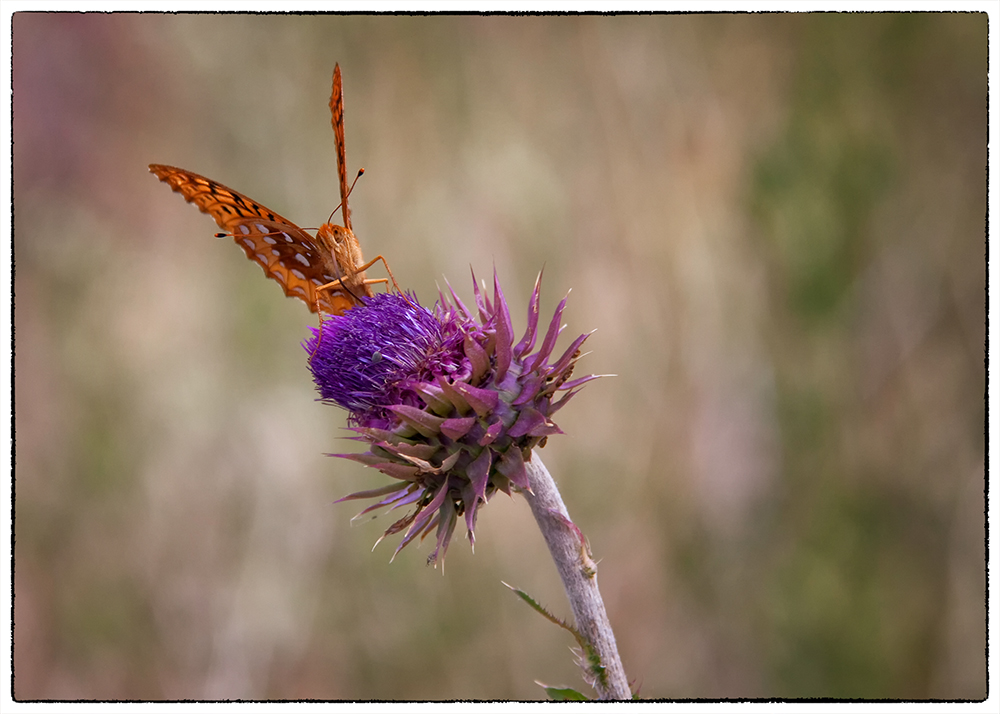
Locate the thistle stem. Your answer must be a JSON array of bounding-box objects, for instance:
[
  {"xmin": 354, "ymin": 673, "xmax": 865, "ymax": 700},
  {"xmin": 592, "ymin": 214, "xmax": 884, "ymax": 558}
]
[{"xmin": 523, "ymin": 451, "xmax": 631, "ymax": 700}]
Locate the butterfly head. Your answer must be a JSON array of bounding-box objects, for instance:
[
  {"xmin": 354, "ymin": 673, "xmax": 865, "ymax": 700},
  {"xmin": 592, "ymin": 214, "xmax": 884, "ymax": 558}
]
[{"xmin": 313, "ymin": 222, "xmax": 372, "ymax": 307}]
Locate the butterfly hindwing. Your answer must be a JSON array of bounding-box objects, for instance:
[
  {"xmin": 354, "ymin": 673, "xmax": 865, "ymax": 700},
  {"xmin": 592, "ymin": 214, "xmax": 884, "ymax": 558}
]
[{"xmin": 226, "ymin": 217, "xmax": 346, "ymax": 313}]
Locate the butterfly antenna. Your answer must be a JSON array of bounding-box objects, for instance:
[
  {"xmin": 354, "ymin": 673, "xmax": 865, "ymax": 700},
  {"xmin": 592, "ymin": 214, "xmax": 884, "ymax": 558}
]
[{"xmin": 327, "ymin": 169, "xmax": 365, "ymax": 225}]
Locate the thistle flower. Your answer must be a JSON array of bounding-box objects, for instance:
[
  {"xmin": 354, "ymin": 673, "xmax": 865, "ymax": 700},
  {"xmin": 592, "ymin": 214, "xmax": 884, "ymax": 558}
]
[{"xmin": 305, "ymin": 271, "xmax": 597, "ymax": 565}]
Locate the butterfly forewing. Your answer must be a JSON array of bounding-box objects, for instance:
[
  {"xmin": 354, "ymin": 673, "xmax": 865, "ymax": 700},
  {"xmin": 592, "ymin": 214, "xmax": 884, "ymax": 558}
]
[
  {"xmin": 330, "ymin": 64, "xmax": 352, "ymax": 232},
  {"xmin": 149, "ymin": 164, "xmax": 359, "ymax": 314},
  {"xmin": 149, "ymin": 164, "xmax": 298, "ymax": 228}
]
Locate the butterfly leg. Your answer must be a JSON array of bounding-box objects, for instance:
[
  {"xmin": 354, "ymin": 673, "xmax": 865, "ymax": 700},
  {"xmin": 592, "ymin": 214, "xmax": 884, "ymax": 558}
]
[
  {"xmin": 317, "ymin": 256, "xmax": 412, "ymax": 305},
  {"xmin": 315, "ymin": 257, "xmax": 414, "ymax": 309},
  {"xmin": 315, "ymin": 276, "xmax": 387, "ymax": 292},
  {"xmin": 353, "ymin": 255, "xmax": 403, "ymax": 295},
  {"xmin": 314, "ymin": 275, "xmax": 371, "ymax": 310},
  {"xmin": 353, "ymin": 255, "xmax": 415, "ymax": 307},
  {"xmin": 308, "ymin": 315, "xmax": 329, "ymax": 368},
  {"xmin": 316, "ymin": 276, "xmax": 351, "ymax": 294}
]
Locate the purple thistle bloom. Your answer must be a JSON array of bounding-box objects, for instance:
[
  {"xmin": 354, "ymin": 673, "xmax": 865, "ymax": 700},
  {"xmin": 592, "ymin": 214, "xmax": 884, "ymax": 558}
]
[{"xmin": 305, "ymin": 271, "xmax": 598, "ymax": 566}]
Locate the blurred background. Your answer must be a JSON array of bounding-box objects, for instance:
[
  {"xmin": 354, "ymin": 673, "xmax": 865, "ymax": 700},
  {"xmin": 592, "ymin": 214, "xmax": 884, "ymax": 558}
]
[{"xmin": 11, "ymin": 12, "xmax": 986, "ymax": 700}]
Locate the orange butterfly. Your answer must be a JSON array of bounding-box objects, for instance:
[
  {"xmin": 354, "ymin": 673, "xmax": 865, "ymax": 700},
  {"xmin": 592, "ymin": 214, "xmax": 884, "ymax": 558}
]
[{"xmin": 150, "ymin": 64, "xmax": 398, "ymax": 315}]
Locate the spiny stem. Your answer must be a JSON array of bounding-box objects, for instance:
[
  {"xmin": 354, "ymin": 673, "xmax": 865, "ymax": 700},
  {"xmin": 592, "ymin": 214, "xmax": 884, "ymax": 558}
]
[{"xmin": 522, "ymin": 451, "xmax": 631, "ymax": 700}]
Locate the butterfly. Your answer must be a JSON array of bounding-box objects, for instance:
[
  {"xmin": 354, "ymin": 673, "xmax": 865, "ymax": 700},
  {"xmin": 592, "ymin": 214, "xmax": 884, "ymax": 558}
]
[{"xmin": 150, "ymin": 64, "xmax": 398, "ymax": 315}]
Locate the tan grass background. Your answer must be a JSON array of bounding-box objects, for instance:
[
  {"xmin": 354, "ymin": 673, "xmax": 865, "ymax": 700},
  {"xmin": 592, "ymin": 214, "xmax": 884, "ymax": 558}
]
[{"xmin": 12, "ymin": 13, "xmax": 986, "ymax": 700}]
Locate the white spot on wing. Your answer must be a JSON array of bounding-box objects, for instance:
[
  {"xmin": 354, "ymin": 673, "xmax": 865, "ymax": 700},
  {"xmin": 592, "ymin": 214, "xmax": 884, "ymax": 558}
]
[
  {"xmin": 238, "ymin": 225, "xmax": 251, "ymax": 235},
  {"xmin": 283, "ymin": 233, "xmax": 294, "ymax": 243},
  {"xmin": 255, "ymin": 223, "xmax": 268, "ymax": 234},
  {"xmin": 241, "ymin": 238, "xmax": 254, "ymax": 250},
  {"xmin": 273, "ymin": 270, "xmax": 287, "ymax": 284},
  {"xmin": 263, "ymin": 235, "xmax": 278, "ymax": 245},
  {"xmin": 271, "ymin": 249, "xmax": 281, "ymax": 257},
  {"xmin": 294, "ymin": 253, "xmax": 310, "ymax": 267},
  {"xmin": 291, "ymin": 268, "xmax": 306, "ymax": 280}
]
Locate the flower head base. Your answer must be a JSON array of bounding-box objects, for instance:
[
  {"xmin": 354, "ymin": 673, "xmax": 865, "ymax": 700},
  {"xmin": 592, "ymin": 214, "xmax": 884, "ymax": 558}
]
[{"xmin": 305, "ymin": 271, "xmax": 597, "ymax": 565}]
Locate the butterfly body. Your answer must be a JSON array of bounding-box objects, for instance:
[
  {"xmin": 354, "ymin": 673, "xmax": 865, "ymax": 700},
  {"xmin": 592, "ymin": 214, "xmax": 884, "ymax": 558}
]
[{"xmin": 150, "ymin": 64, "xmax": 393, "ymax": 315}]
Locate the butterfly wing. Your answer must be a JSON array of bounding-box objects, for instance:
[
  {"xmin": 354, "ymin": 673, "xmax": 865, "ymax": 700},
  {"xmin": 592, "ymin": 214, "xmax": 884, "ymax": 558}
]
[
  {"xmin": 149, "ymin": 163, "xmax": 299, "ymax": 227},
  {"xmin": 330, "ymin": 64, "xmax": 352, "ymax": 232},
  {"xmin": 226, "ymin": 216, "xmax": 348, "ymax": 313},
  {"xmin": 149, "ymin": 164, "xmax": 351, "ymax": 313}
]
